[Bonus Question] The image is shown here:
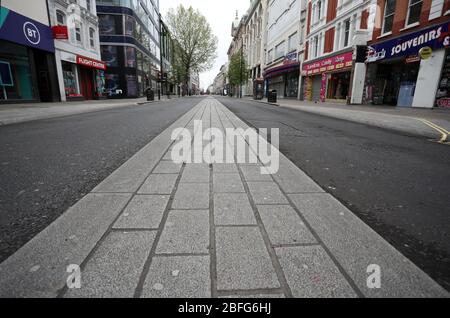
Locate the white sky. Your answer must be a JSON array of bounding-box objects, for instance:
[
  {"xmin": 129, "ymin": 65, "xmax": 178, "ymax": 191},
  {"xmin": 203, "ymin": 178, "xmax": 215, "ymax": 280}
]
[{"xmin": 160, "ymin": 0, "xmax": 250, "ymax": 90}]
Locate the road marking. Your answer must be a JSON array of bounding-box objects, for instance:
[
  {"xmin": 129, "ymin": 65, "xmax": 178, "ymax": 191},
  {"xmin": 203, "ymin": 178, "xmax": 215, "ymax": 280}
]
[{"xmin": 417, "ymin": 118, "xmax": 449, "ymax": 145}]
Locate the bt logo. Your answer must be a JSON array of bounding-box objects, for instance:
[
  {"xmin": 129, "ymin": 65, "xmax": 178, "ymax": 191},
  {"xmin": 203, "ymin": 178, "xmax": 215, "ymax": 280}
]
[{"xmin": 23, "ymin": 21, "xmax": 41, "ymax": 45}]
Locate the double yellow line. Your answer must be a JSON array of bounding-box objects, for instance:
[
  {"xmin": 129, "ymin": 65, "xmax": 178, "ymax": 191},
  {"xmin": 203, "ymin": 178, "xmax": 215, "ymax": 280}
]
[{"xmin": 417, "ymin": 118, "xmax": 450, "ymax": 144}]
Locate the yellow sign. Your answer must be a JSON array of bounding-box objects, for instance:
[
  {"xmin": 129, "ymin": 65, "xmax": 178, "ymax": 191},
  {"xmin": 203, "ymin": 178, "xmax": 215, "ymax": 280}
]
[{"xmin": 419, "ymin": 47, "xmax": 433, "ymax": 60}]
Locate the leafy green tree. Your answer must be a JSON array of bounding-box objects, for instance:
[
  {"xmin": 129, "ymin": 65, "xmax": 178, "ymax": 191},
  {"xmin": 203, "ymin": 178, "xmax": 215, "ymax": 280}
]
[
  {"xmin": 228, "ymin": 50, "xmax": 248, "ymax": 86},
  {"xmin": 166, "ymin": 5, "xmax": 218, "ymax": 91}
]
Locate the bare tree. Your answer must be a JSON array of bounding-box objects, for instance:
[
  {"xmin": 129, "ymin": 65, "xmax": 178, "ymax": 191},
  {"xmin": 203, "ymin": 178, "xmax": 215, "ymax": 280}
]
[{"xmin": 166, "ymin": 5, "xmax": 218, "ymax": 94}]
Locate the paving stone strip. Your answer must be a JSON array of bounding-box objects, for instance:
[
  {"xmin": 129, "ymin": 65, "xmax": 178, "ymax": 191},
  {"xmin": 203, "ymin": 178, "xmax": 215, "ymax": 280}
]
[{"xmin": 0, "ymin": 98, "xmax": 447, "ymax": 298}]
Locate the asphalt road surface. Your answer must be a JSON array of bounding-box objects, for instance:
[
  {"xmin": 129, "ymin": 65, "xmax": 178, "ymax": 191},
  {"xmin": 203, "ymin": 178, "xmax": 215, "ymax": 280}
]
[
  {"xmin": 0, "ymin": 97, "xmax": 201, "ymax": 263},
  {"xmin": 217, "ymin": 97, "xmax": 450, "ymax": 291}
]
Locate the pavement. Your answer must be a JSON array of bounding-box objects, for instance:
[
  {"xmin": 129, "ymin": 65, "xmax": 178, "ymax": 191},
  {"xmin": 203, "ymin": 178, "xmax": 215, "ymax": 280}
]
[
  {"xmin": 243, "ymin": 97, "xmax": 450, "ymax": 143},
  {"xmin": 0, "ymin": 95, "xmax": 179, "ymax": 126},
  {"xmin": 0, "ymin": 97, "xmax": 447, "ymax": 298}
]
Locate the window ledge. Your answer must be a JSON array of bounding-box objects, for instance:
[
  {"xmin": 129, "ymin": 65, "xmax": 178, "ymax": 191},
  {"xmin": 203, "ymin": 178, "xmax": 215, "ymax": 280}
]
[
  {"xmin": 377, "ymin": 31, "xmax": 392, "ymax": 39},
  {"xmin": 400, "ymin": 22, "xmax": 420, "ymax": 32}
]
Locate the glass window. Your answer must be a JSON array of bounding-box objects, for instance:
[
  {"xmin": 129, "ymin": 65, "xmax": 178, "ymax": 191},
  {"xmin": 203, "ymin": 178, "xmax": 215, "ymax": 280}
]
[
  {"xmin": 382, "ymin": 0, "xmax": 396, "ymax": 34},
  {"xmin": 275, "ymin": 41, "xmax": 285, "ymax": 59},
  {"xmin": 89, "ymin": 28, "xmax": 96, "ymax": 48},
  {"xmin": 56, "ymin": 10, "xmax": 66, "ymax": 25},
  {"xmin": 0, "ymin": 42, "xmax": 34, "ymax": 101},
  {"xmin": 62, "ymin": 61, "xmax": 80, "ymax": 97},
  {"xmin": 75, "ymin": 22, "xmax": 82, "ymax": 43},
  {"xmin": 86, "ymin": 0, "xmax": 91, "ymax": 12},
  {"xmin": 125, "ymin": 15, "xmax": 135, "ymax": 36},
  {"xmin": 124, "ymin": 46, "xmax": 136, "ymax": 68},
  {"xmin": 101, "ymin": 45, "xmax": 119, "ymax": 67},
  {"xmin": 99, "ymin": 14, "xmax": 122, "ymax": 35},
  {"xmin": 344, "ymin": 19, "xmax": 351, "ymax": 47},
  {"xmin": 105, "ymin": 73, "xmax": 122, "ymax": 96},
  {"xmin": 288, "ymin": 32, "xmax": 298, "ymax": 52},
  {"xmin": 406, "ymin": 0, "xmax": 423, "ymax": 26}
]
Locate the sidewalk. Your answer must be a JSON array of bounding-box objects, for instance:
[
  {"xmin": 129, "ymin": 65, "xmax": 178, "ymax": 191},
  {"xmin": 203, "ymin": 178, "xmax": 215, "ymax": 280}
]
[
  {"xmin": 0, "ymin": 97, "xmax": 447, "ymax": 298},
  {"xmin": 244, "ymin": 97, "xmax": 450, "ymax": 142},
  {"xmin": 0, "ymin": 95, "xmax": 179, "ymax": 126}
]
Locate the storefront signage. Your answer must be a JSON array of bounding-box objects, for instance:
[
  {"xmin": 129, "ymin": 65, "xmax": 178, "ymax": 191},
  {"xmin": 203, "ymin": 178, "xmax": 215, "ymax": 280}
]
[
  {"xmin": 302, "ymin": 51, "xmax": 353, "ymax": 76},
  {"xmin": 366, "ymin": 22, "xmax": 450, "ymax": 63},
  {"xmin": 283, "ymin": 52, "xmax": 298, "ymax": 65},
  {"xmin": 436, "ymin": 98, "xmax": 450, "ymax": 108},
  {"xmin": 419, "ymin": 47, "xmax": 433, "ymax": 60},
  {"xmin": 52, "ymin": 26, "xmax": 69, "ymax": 40},
  {"xmin": 0, "ymin": 7, "xmax": 54, "ymax": 52},
  {"xmin": 76, "ymin": 55, "xmax": 106, "ymax": 70}
]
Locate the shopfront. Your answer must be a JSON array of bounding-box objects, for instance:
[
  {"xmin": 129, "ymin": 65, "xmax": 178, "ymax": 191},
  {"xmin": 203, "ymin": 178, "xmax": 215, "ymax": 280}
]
[
  {"xmin": 302, "ymin": 51, "xmax": 353, "ymax": 103},
  {"xmin": 59, "ymin": 52, "xmax": 106, "ymax": 100},
  {"xmin": 435, "ymin": 48, "xmax": 450, "ymax": 109},
  {"xmin": 264, "ymin": 52, "xmax": 300, "ymax": 99},
  {"xmin": 364, "ymin": 21, "xmax": 450, "ymax": 108},
  {"xmin": 0, "ymin": 6, "xmax": 59, "ymax": 103}
]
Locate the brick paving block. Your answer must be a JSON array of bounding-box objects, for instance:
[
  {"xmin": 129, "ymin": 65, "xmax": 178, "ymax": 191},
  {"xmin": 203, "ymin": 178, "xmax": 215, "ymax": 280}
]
[
  {"xmin": 65, "ymin": 231, "xmax": 156, "ymax": 298},
  {"xmin": 156, "ymin": 210, "xmax": 210, "ymax": 254},
  {"xmin": 172, "ymin": 183, "xmax": 210, "ymax": 210},
  {"xmin": 257, "ymin": 205, "xmax": 316, "ymax": 246},
  {"xmin": 216, "ymin": 227, "xmax": 280, "ymax": 291},
  {"xmin": 138, "ymin": 174, "xmax": 178, "ymax": 195},
  {"xmin": 153, "ymin": 161, "xmax": 182, "ymax": 174},
  {"xmin": 240, "ymin": 165, "xmax": 273, "ymax": 182},
  {"xmin": 247, "ymin": 182, "xmax": 289, "ymax": 205},
  {"xmin": 114, "ymin": 195, "xmax": 169, "ymax": 230},
  {"xmin": 213, "ymin": 163, "xmax": 238, "ymax": 174},
  {"xmin": 275, "ymin": 246, "xmax": 357, "ymax": 298},
  {"xmin": 214, "ymin": 193, "xmax": 257, "ymax": 226},
  {"xmin": 141, "ymin": 256, "xmax": 210, "ymax": 298},
  {"xmin": 181, "ymin": 164, "xmax": 210, "ymax": 183},
  {"xmin": 213, "ymin": 173, "xmax": 245, "ymax": 193}
]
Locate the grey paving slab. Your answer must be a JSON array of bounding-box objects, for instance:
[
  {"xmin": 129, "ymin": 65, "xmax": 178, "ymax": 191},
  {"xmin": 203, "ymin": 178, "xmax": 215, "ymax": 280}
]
[
  {"xmin": 213, "ymin": 173, "xmax": 245, "ymax": 193},
  {"xmin": 181, "ymin": 164, "xmax": 210, "ymax": 183},
  {"xmin": 240, "ymin": 165, "xmax": 273, "ymax": 182},
  {"xmin": 247, "ymin": 182, "xmax": 289, "ymax": 205},
  {"xmin": 216, "ymin": 227, "xmax": 280, "ymax": 291},
  {"xmin": 214, "ymin": 193, "xmax": 257, "ymax": 226},
  {"xmin": 273, "ymin": 156, "xmax": 324, "ymax": 194},
  {"xmin": 276, "ymin": 246, "xmax": 357, "ymax": 298},
  {"xmin": 153, "ymin": 161, "xmax": 183, "ymax": 174},
  {"xmin": 0, "ymin": 193, "xmax": 132, "ymax": 297},
  {"xmin": 257, "ymin": 205, "xmax": 316, "ymax": 246},
  {"xmin": 172, "ymin": 183, "xmax": 210, "ymax": 210},
  {"xmin": 138, "ymin": 174, "xmax": 178, "ymax": 195},
  {"xmin": 113, "ymin": 195, "xmax": 169, "ymax": 230},
  {"xmin": 213, "ymin": 163, "xmax": 238, "ymax": 174},
  {"xmin": 141, "ymin": 256, "xmax": 210, "ymax": 298},
  {"xmin": 65, "ymin": 231, "xmax": 156, "ymax": 298},
  {"xmin": 156, "ymin": 210, "xmax": 210, "ymax": 254},
  {"xmin": 289, "ymin": 193, "xmax": 449, "ymax": 298}
]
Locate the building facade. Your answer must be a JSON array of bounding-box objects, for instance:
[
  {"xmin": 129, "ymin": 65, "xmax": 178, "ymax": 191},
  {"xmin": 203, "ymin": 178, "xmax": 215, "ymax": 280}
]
[
  {"xmin": 302, "ymin": 0, "xmax": 374, "ymax": 103},
  {"xmin": 96, "ymin": 0, "xmax": 161, "ymax": 98},
  {"xmin": 0, "ymin": 0, "xmax": 60, "ymax": 103},
  {"xmin": 160, "ymin": 19, "xmax": 174, "ymax": 96},
  {"xmin": 362, "ymin": 0, "xmax": 450, "ymax": 108},
  {"xmin": 264, "ymin": 0, "xmax": 304, "ymax": 99},
  {"xmin": 48, "ymin": 0, "xmax": 106, "ymax": 102},
  {"xmin": 228, "ymin": 11, "xmax": 247, "ymax": 97}
]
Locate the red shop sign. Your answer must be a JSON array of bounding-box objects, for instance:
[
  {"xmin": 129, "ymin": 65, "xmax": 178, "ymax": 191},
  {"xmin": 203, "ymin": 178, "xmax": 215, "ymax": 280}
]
[
  {"xmin": 52, "ymin": 25, "xmax": 68, "ymax": 40},
  {"xmin": 76, "ymin": 55, "xmax": 106, "ymax": 70},
  {"xmin": 302, "ymin": 51, "xmax": 353, "ymax": 76},
  {"xmin": 437, "ymin": 98, "xmax": 450, "ymax": 108}
]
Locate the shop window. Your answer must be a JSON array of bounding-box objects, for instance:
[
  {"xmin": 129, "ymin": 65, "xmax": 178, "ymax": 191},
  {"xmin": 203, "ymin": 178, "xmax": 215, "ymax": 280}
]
[
  {"xmin": 0, "ymin": 42, "xmax": 34, "ymax": 101},
  {"xmin": 124, "ymin": 47, "xmax": 136, "ymax": 68},
  {"xmin": 382, "ymin": 0, "xmax": 396, "ymax": 34},
  {"xmin": 56, "ymin": 10, "xmax": 66, "ymax": 25},
  {"xmin": 327, "ymin": 72, "xmax": 350, "ymax": 100},
  {"xmin": 62, "ymin": 61, "xmax": 80, "ymax": 98},
  {"xmin": 101, "ymin": 46, "xmax": 119, "ymax": 67},
  {"xmin": 105, "ymin": 73, "xmax": 121, "ymax": 96},
  {"xmin": 89, "ymin": 28, "xmax": 96, "ymax": 48},
  {"xmin": 406, "ymin": 0, "xmax": 423, "ymax": 26}
]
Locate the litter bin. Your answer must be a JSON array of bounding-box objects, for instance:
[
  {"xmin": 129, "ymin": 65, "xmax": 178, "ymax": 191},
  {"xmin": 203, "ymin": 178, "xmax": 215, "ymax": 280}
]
[
  {"xmin": 268, "ymin": 90, "xmax": 277, "ymax": 103},
  {"xmin": 146, "ymin": 88, "xmax": 155, "ymax": 101}
]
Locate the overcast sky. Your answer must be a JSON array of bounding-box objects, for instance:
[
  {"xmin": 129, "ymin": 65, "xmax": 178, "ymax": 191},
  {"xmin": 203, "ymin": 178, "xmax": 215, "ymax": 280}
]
[{"xmin": 160, "ymin": 0, "xmax": 250, "ymax": 90}]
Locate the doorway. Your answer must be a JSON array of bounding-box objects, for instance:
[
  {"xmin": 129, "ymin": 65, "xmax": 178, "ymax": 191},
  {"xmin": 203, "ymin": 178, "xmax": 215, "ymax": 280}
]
[{"xmin": 79, "ymin": 67, "xmax": 94, "ymax": 100}]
